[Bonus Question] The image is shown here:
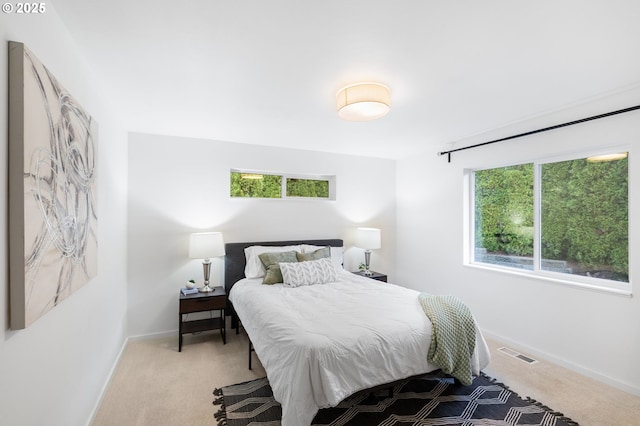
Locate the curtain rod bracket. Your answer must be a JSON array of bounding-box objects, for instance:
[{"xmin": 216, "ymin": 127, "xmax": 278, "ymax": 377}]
[{"xmin": 436, "ymin": 150, "xmax": 452, "ymax": 162}]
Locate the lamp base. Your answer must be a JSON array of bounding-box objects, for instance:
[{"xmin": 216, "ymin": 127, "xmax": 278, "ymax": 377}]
[
  {"xmin": 363, "ymin": 250, "xmax": 372, "ymax": 276},
  {"xmin": 199, "ymin": 259, "xmax": 213, "ymax": 293}
]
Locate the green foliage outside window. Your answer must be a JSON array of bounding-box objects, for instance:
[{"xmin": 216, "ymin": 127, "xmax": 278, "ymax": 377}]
[
  {"xmin": 230, "ymin": 172, "xmax": 331, "ymax": 199},
  {"xmin": 474, "ymin": 154, "xmax": 628, "ymax": 282},
  {"xmin": 541, "ymin": 156, "xmax": 628, "ymax": 280},
  {"xmin": 286, "ymin": 178, "xmax": 329, "ymax": 198},
  {"xmin": 230, "ymin": 172, "xmax": 281, "ymax": 198},
  {"xmin": 475, "ymin": 164, "xmax": 534, "ymax": 256}
]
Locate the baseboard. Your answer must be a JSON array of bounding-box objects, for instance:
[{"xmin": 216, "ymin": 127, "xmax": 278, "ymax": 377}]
[
  {"xmin": 85, "ymin": 336, "xmax": 129, "ymax": 426},
  {"xmin": 482, "ymin": 330, "xmax": 640, "ymax": 397},
  {"xmin": 127, "ymin": 329, "xmax": 177, "ymax": 342}
]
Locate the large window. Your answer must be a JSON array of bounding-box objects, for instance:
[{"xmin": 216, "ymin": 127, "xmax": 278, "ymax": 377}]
[
  {"xmin": 471, "ymin": 151, "xmax": 629, "ymax": 292},
  {"xmin": 230, "ymin": 170, "xmax": 334, "ymax": 199}
]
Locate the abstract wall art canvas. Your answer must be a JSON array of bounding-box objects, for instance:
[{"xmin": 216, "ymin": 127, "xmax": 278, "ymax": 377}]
[{"xmin": 8, "ymin": 41, "xmax": 98, "ymax": 329}]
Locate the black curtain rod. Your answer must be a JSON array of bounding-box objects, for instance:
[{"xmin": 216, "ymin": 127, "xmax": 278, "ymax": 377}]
[{"xmin": 438, "ymin": 104, "xmax": 640, "ymax": 163}]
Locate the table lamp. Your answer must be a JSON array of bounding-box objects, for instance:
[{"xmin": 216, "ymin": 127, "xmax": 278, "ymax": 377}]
[
  {"xmin": 355, "ymin": 227, "xmax": 381, "ymax": 276},
  {"xmin": 189, "ymin": 232, "xmax": 225, "ymax": 292}
]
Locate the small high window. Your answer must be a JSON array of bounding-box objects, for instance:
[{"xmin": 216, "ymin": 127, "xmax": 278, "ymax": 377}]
[
  {"xmin": 286, "ymin": 178, "xmax": 329, "ymax": 198},
  {"xmin": 230, "ymin": 171, "xmax": 334, "ymax": 200}
]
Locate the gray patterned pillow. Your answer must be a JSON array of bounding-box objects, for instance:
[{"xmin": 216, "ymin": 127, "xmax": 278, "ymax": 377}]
[{"xmin": 279, "ymin": 258, "xmax": 338, "ymax": 287}]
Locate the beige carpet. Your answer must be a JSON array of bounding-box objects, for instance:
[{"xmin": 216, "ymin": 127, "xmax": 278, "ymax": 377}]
[{"xmin": 92, "ymin": 328, "xmax": 640, "ymax": 426}]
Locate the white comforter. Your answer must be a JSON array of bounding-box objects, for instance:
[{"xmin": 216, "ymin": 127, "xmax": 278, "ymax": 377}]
[{"xmin": 229, "ymin": 270, "xmax": 491, "ymax": 426}]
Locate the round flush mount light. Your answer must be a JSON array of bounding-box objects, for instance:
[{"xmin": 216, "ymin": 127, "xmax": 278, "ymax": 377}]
[{"xmin": 336, "ymin": 82, "xmax": 391, "ymax": 121}]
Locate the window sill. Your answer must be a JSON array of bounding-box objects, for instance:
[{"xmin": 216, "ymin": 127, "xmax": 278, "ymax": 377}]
[{"xmin": 465, "ymin": 262, "xmax": 632, "ymax": 297}]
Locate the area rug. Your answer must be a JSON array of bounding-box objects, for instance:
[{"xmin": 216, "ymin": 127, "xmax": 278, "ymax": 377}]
[{"xmin": 212, "ymin": 372, "xmax": 579, "ymax": 425}]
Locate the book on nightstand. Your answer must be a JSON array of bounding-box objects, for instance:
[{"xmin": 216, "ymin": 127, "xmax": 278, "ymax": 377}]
[{"xmin": 181, "ymin": 287, "xmax": 199, "ymax": 296}]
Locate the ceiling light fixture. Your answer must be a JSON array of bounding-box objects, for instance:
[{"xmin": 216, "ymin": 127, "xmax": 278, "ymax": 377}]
[{"xmin": 336, "ymin": 82, "xmax": 390, "ymax": 121}]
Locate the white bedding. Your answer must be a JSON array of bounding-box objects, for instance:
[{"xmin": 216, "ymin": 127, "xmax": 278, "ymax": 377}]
[{"xmin": 229, "ymin": 269, "xmax": 491, "ymax": 426}]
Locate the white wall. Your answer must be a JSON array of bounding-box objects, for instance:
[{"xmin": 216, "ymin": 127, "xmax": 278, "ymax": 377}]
[
  {"xmin": 0, "ymin": 7, "xmax": 128, "ymax": 426},
  {"xmin": 127, "ymin": 133, "xmax": 396, "ymax": 337},
  {"xmin": 396, "ymin": 86, "xmax": 640, "ymax": 395}
]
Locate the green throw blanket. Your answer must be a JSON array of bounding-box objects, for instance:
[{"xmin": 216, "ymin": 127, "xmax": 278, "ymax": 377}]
[{"xmin": 418, "ymin": 293, "xmax": 476, "ymax": 385}]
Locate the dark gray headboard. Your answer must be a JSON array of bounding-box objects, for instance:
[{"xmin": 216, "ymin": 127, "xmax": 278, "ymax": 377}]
[{"xmin": 224, "ymin": 239, "xmax": 343, "ymax": 294}]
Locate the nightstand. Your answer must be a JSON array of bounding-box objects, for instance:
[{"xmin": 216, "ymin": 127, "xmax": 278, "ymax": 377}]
[
  {"xmin": 179, "ymin": 286, "xmax": 226, "ymax": 351},
  {"xmin": 352, "ymin": 270, "xmax": 387, "ymax": 282}
]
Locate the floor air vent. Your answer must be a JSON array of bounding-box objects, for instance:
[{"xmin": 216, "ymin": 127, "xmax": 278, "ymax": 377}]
[{"xmin": 497, "ymin": 347, "xmax": 538, "ymax": 364}]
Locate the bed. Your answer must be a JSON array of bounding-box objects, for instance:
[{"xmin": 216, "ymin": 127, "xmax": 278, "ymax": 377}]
[{"xmin": 225, "ymin": 239, "xmax": 491, "ymax": 426}]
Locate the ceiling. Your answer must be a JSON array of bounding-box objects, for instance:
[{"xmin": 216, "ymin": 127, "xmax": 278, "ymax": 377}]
[{"xmin": 51, "ymin": 0, "xmax": 640, "ymax": 159}]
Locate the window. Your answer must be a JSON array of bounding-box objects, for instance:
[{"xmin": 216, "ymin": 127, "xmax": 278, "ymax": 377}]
[
  {"xmin": 286, "ymin": 178, "xmax": 329, "ymax": 198},
  {"xmin": 471, "ymin": 151, "xmax": 629, "ymax": 292},
  {"xmin": 230, "ymin": 171, "xmax": 334, "ymax": 199},
  {"xmin": 230, "ymin": 172, "xmax": 282, "ymax": 198}
]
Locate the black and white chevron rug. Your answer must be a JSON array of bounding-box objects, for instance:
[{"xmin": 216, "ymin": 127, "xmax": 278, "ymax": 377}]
[{"xmin": 213, "ymin": 372, "xmax": 579, "ymax": 425}]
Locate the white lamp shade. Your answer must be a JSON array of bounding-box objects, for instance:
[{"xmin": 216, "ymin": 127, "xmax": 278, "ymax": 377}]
[
  {"xmin": 355, "ymin": 228, "xmax": 381, "ymax": 250},
  {"xmin": 189, "ymin": 232, "xmax": 225, "ymax": 259},
  {"xmin": 336, "ymin": 82, "xmax": 390, "ymax": 121}
]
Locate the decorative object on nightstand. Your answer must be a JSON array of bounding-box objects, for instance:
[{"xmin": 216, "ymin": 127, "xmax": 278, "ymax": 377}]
[
  {"xmin": 179, "ymin": 286, "xmax": 226, "ymax": 351},
  {"xmin": 189, "ymin": 231, "xmax": 225, "ymax": 293},
  {"xmin": 355, "ymin": 227, "xmax": 381, "ymax": 276},
  {"xmin": 181, "ymin": 287, "xmax": 198, "ymax": 296},
  {"xmin": 352, "ymin": 270, "xmax": 387, "ymax": 282}
]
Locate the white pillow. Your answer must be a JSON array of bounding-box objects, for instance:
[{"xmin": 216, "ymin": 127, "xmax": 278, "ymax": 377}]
[
  {"xmin": 300, "ymin": 244, "xmax": 344, "ymax": 270},
  {"xmin": 280, "ymin": 258, "xmax": 338, "ymax": 287},
  {"xmin": 244, "ymin": 245, "xmax": 302, "ymax": 278}
]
